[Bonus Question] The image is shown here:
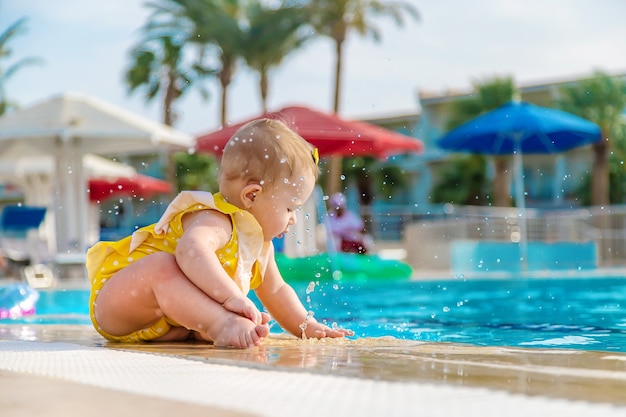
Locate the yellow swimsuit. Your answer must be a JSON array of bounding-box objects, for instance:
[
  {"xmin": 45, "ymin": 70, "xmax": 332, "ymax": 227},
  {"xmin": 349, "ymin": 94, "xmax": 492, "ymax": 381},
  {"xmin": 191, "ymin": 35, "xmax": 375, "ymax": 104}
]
[{"xmin": 86, "ymin": 191, "xmax": 270, "ymax": 342}]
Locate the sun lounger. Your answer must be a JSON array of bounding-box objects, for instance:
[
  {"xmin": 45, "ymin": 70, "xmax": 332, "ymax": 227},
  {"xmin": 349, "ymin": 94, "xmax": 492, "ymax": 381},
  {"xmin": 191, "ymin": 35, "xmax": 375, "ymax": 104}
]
[{"xmin": 0, "ymin": 205, "xmax": 55, "ymax": 288}]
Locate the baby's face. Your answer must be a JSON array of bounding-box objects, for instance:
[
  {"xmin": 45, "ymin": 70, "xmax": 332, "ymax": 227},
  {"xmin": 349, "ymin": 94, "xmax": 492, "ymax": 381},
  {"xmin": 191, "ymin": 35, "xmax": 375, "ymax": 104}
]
[{"xmin": 249, "ymin": 170, "xmax": 316, "ymax": 242}]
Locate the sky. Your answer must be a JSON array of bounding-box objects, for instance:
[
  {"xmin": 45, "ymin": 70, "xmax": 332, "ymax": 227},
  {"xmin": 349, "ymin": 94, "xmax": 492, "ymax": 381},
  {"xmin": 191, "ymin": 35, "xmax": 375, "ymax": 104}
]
[{"xmin": 2, "ymin": 0, "xmax": 626, "ymax": 137}]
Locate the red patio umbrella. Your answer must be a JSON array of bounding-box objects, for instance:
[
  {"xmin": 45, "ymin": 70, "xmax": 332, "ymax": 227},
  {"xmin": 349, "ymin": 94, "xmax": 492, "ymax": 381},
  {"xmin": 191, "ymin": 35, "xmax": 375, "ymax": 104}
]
[
  {"xmin": 88, "ymin": 174, "xmax": 172, "ymax": 202},
  {"xmin": 195, "ymin": 105, "xmax": 423, "ymax": 158}
]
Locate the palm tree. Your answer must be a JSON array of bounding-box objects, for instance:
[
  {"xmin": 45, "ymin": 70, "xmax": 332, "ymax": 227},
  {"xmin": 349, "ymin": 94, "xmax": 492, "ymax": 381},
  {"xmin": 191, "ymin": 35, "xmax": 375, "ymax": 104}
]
[
  {"xmin": 175, "ymin": 151, "xmax": 220, "ymax": 192},
  {"xmin": 431, "ymin": 154, "xmax": 489, "ymax": 206},
  {"xmin": 126, "ymin": 34, "xmax": 213, "ymax": 126},
  {"xmin": 607, "ymin": 123, "xmax": 626, "ymax": 204},
  {"xmin": 0, "ymin": 17, "xmax": 42, "ymax": 115},
  {"xmin": 181, "ymin": 0, "xmax": 246, "ymax": 126},
  {"xmin": 142, "ymin": 0, "xmax": 244, "ymax": 126},
  {"xmin": 307, "ymin": 0, "xmax": 419, "ymax": 195},
  {"xmin": 318, "ymin": 155, "xmax": 409, "ymax": 234},
  {"xmin": 558, "ymin": 71, "xmax": 626, "ymax": 207},
  {"xmin": 242, "ymin": 1, "xmax": 311, "ymax": 112},
  {"xmin": 126, "ymin": 8, "xmax": 215, "ymax": 194},
  {"xmin": 320, "ymin": 156, "xmax": 408, "ymax": 204}
]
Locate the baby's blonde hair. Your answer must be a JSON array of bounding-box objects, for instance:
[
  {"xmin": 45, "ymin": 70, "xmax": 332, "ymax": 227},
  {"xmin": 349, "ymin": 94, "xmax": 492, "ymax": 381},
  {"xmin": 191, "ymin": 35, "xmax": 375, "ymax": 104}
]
[{"xmin": 219, "ymin": 118, "xmax": 319, "ymax": 190}]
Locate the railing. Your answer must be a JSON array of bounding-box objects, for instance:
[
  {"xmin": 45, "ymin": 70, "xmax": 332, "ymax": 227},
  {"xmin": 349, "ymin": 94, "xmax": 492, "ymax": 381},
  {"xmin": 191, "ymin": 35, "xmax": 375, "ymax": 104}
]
[{"xmin": 366, "ymin": 204, "xmax": 626, "ymax": 271}]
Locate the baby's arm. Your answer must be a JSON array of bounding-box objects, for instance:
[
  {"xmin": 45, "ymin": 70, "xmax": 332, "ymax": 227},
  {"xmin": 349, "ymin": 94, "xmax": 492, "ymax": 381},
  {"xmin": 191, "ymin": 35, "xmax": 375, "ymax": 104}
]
[
  {"xmin": 176, "ymin": 209, "xmax": 264, "ymax": 324},
  {"xmin": 255, "ymin": 247, "xmax": 353, "ymax": 339}
]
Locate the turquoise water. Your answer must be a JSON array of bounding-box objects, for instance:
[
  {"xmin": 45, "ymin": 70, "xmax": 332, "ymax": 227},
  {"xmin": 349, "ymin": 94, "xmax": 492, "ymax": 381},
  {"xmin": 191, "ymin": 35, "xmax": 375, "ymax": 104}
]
[
  {"xmin": 301, "ymin": 277, "xmax": 626, "ymax": 352},
  {"xmin": 2, "ymin": 277, "xmax": 626, "ymax": 352}
]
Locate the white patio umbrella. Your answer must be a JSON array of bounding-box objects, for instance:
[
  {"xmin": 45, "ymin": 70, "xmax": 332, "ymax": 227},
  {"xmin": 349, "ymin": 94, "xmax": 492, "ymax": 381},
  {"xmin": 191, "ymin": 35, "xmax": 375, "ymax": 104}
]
[{"xmin": 0, "ymin": 92, "xmax": 193, "ymax": 254}]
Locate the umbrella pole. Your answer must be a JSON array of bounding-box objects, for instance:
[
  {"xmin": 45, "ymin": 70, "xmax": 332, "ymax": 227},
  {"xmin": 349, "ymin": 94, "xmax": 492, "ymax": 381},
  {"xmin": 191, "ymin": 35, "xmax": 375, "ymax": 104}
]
[{"xmin": 513, "ymin": 147, "xmax": 528, "ymax": 271}]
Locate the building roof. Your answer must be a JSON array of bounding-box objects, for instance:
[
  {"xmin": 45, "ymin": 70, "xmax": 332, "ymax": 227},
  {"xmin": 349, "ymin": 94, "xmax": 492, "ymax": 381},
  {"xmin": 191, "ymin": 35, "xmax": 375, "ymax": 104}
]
[{"xmin": 418, "ymin": 70, "xmax": 626, "ymax": 105}]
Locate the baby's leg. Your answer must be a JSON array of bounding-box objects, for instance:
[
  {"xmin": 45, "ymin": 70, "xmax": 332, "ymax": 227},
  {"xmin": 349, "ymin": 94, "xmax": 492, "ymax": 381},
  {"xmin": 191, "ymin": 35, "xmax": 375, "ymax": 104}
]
[{"xmin": 93, "ymin": 252, "xmax": 269, "ymax": 348}]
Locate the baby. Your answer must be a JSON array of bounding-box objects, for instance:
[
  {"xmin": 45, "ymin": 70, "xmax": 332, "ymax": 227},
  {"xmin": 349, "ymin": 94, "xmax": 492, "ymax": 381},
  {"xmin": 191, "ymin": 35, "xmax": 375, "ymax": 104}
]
[{"xmin": 87, "ymin": 118, "xmax": 353, "ymax": 348}]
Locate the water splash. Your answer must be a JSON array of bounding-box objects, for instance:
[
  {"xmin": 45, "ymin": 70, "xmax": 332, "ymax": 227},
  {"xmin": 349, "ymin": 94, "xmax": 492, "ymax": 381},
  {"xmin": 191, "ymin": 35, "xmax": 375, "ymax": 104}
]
[
  {"xmin": 305, "ymin": 281, "xmax": 315, "ymax": 305},
  {"xmin": 299, "ymin": 310, "xmax": 314, "ymax": 339}
]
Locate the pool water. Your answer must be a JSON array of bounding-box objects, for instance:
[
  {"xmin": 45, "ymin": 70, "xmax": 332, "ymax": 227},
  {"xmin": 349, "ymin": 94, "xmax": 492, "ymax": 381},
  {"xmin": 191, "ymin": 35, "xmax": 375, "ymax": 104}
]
[
  {"xmin": 302, "ymin": 277, "xmax": 626, "ymax": 352},
  {"xmin": 3, "ymin": 277, "xmax": 626, "ymax": 352}
]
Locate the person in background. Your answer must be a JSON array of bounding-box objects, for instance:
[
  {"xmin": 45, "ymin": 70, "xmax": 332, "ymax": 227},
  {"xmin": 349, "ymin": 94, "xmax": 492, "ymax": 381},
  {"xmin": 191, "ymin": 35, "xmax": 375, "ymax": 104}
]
[
  {"xmin": 327, "ymin": 192, "xmax": 372, "ymax": 254},
  {"xmin": 87, "ymin": 119, "xmax": 353, "ymax": 349}
]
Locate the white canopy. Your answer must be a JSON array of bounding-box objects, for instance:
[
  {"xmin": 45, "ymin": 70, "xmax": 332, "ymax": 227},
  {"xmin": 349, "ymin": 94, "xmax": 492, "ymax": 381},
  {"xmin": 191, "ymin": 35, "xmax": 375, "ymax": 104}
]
[
  {"xmin": 0, "ymin": 153, "xmax": 136, "ymax": 180},
  {"xmin": 0, "ymin": 92, "xmax": 192, "ymax": 153},
  {"xmin": 0, "ymin": 92, "xmax": 193, "ymax": 254}
]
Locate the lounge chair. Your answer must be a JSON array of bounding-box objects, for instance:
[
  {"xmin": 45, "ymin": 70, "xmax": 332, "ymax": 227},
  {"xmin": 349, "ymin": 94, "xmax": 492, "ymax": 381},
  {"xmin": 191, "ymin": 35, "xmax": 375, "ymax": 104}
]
[{"xmin": 0, "ymin": 205, "xmax": 55, "ymax": 288}]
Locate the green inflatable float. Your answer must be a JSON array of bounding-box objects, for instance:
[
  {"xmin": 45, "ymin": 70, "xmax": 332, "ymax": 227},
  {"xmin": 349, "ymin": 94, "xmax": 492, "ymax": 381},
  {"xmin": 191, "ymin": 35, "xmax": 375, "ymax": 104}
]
[{"xmin": 275, "ymin": 252, "xmax": 413, "ymax": 283}]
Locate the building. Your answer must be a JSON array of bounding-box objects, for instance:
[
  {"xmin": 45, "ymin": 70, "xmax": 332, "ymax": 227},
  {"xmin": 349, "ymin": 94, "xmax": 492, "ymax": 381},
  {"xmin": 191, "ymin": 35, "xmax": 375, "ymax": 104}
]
[{"xmin": 363, "ymin": 71, "xmax": 625, "ymax": 241}]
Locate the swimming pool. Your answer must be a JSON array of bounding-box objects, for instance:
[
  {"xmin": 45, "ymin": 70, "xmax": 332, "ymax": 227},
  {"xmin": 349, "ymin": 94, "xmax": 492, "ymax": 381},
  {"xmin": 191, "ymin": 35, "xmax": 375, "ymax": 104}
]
[{"xmin": 3, "ymin": 276, "xmax": 626, "ymax": 352}]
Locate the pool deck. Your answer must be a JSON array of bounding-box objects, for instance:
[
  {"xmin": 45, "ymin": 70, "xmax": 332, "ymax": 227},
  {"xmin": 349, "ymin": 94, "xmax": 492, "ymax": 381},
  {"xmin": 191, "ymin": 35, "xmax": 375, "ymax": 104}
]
[{"xmin": 1, "ymin": 323, "xmax": 626, "ymax": 417}]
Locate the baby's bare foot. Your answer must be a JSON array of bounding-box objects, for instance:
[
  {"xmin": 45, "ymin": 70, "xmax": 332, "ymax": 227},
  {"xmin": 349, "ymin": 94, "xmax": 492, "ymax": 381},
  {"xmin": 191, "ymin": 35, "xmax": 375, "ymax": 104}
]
[{"xmin": 209, "ymin": 315, "xmax": 270, "ymax": 348}]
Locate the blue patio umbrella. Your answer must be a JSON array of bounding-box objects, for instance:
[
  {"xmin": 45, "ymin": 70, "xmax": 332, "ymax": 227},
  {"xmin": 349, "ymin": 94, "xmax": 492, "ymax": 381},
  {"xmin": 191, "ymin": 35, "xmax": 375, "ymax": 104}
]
[
  {"xmin": 436, "ymin": 100, "xmax": 601, "ymax": 266},
  {"xmin": 437, "ymin": 100, "xmax": 601, "ymax": 155}
]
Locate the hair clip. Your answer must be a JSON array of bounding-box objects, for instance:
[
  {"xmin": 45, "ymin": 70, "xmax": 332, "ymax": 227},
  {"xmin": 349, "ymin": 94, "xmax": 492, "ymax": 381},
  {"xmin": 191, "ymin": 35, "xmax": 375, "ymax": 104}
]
[{"xmin": 312, "ymin": 148, "xmax": 320, "ymax": 165}]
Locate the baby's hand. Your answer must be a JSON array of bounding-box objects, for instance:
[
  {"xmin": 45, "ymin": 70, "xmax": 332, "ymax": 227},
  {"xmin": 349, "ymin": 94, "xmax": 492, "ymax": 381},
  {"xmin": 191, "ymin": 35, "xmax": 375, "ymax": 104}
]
[
  {"xmin": 304, "ymin": 321, "xmax": 354, "ymax": 339},
  {"xmin": 221, "ymin": 295, "xmax": 267, "ymax": 325}
]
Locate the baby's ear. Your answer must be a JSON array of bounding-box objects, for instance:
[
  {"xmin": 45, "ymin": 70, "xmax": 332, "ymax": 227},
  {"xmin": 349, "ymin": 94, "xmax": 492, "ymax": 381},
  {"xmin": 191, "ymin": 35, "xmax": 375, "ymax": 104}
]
[{"xmin": 241, "ymin": 183, "xmax": 262, "ymax": 208}]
